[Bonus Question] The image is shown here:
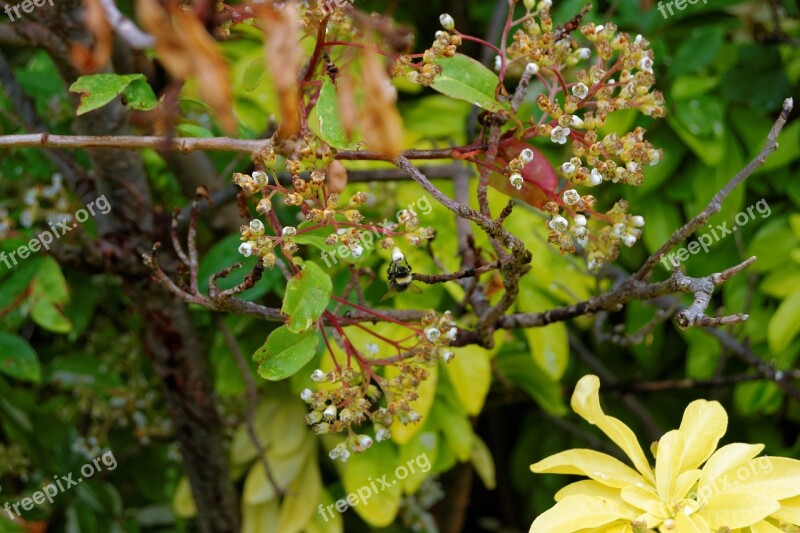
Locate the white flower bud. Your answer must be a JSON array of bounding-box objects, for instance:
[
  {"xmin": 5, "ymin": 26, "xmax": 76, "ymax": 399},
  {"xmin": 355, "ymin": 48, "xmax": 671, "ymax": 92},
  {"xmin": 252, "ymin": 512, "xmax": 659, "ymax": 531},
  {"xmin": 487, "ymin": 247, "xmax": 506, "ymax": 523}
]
[
  {"xmin": 323, "ymin": 404, "xmax": 337, "ymax": 421},
  {"xmin": 572, "ymin": 83, "xmax": 589, "ymax": 99},
  {"xmin": 339, "ymin": 449, "xmax": 350, "ymax": 462},
  {"xmin": 425, "ymin": 327, "xmax": 441, "ymax": 342},
  {"xmin": 435, "ymin": 30, "xmax": 447, "ymax": 40},
  {"xmin": 238, "ymin": 242, "xmax": 254, "ymax": 257},
  {"xmin": 282, "ymin": 226, "xmax": 297, "ymax": 238},
  {"xmin": 376, "ymin": 427, "xmax": 391, "ymax": 442},
  {"xmin": 392, "ymin": 247, "xmax": 405, "ymax": 263},
  {"xmin": 441, "ymin": 350, "xmax": 454, "ymax": 363},
  {"xmin": 549, "ymin": 215, "xmax": 568, "ymax": 232},
  {"xmin": 408, "ymin": 411, "xmax": 420, "ymax": 423},
  {"xmin": 562, "ymin": 189, "xmax": 580, "ymax": 205},
  {"xmin": 300, "ymin": 388, "xmax": 313, "ymax": 402},
  {"xmin": 595, "ymin": 24, "xmax": 604, "ymax": 34},
  {"xmin": 574, "ymin": 214, "xmax": 587, "ymax": 227},
  {"xmin": 525, "ymin": 62, "xmax": 539, "ymax": 76},
  {"xmin": 249, "ymin": 219, "xmax": 265, "ymax": 235},
  {"xmin": 365, "ymin": 342, "xmax": 379, "ymax": 355},
  {"xmin": 520, "ymin": 148, "xmax": 535, "ymax": 163},
  {"xmin": 439, "ymin": 13, "xmax": 454, "ymax": 30},
  {"xmin": 561, "ymin": 162, "xmax": 576, "ymax": 175},
  {"xmin": 539, "ymin": 0, "xmax": 552, "ymax": 9},
  {"xmin": 648, "ymin": 149, "xmax": 662, "ymax": 166},
  {"xmin": 576, "ymin": 48, "xmax": 591, "ymax": 59},
  {"xmin": 612, "ymin": 223, "xmax": 626, "ymax": 238},
  {"xmin": 589, "ymin": 168, "xmax": 603, "ymax": 186},
  {"xmin": 626, "ymin": 161, "xmax": 639, "ymax": 173},
  {"xmin": 494, "ymin": 55, "xmax": 502, "ymax": 72},
  {"xmin": 623, "ymin": 234, "xmax": 636, "ymax": 247},
  {"xmin": 631, "ymin": 215, "xmax": 645, "ymax": 227},
  {"xmin": 311, "ymin": 369, "xmax": 326, "ymax": 382},
  {"xmin": 639, "ymin": 57, "xmax": 653, "ymax": 73},
  {"xmin": 574, "ymin": 226, "xmax": 588, "ymax": 238},
  {"xmin": 570, "ymin": 115, "xmax": 585, "ymax": 128},
  {"xmin": 251, "ymin": 170, "xmax": 269, "ymax": 186},
  {"xmin": 357, "ymin": 435, "xmax": 373, "ymax": 449},
  {"xmin": 509, "ymin": 173, "xmax": 524, "ymax": 190},
  {"xmin": 444, "ymin": 326, "xmax": 458, "ymax": 340},
  {"xmin": 350, "ymin": 244, "xmax": 364, "ymax": 258}
]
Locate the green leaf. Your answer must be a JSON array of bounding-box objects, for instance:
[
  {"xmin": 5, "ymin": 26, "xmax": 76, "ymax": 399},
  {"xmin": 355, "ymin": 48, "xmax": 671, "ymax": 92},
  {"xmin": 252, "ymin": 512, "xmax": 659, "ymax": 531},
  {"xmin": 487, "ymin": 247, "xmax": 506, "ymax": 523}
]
[
  {"xmin": 316, "ymin": 79, "xmax": 360, "ymax": 150},
  {"xmin": 33, "ymin": 256, "xmax": 69, "ymax": 304},
  {"xmin": 31, "ymin": 298, "xmax": 72, "ymax": 333},
  {"xmin": 255, "ymin": 327, "xmax": 319, "ymax": 381},
  {"xmin": 69, "ymin": 74, "xmax": 158, "ymax": 115},
  {"xmin": 281, "ymin": 261, "xmax": 332, "ymax": 333},
  {"xmin": 670, "ymin": 26, "xmax": 725, "ymax": 77},
  {"xmin": 175, "ymin": 123, "xmax": 215, "ymax": 138},
  {"xmin": 768, "ymin": 287, "xmax": 800, "ymax": 353},
  {"xmin": 0, "ymin": 332, "xmax": 41, "ymax": 383},
  {"xmin": 495, "ymin": 351, "xmax": 567, "ymax": 415},
  {"xmin": 430, "ymin": 54, "xmax": 509, "ymax": 112}
]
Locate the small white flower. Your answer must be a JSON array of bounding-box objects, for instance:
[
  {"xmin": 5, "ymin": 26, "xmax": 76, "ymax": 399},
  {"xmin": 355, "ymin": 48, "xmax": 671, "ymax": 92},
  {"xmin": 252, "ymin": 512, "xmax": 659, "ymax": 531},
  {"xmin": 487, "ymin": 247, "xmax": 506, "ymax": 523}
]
[
  {"xmin": 249, "ymin": 219, "xmax": 265, "ymax": 235},
  {"xmin": 439, "ymin": 13, "xmax": 455, "ymax": 30},
  {"xmin": 444, "ymin": 326, "xmax": 458, "ymax": 340},
  {"xmin": 365, "ymin": 343, "xmax": 379, "ymax": 355},
  {"xmin": 574, "ymin": 214, "xmax": 587, "ymax": 227},
  {"xmin": 238, "ymin": 242, "xmax": 254, "ymax": 257},
  {"xmin": 631, "ymin": 215, "xmax": 645, "ymax": 227},
  {"xmin": 425, "ymin": 327, "xmax": 441, "ymax": 342},
  {"xmin": 562, "ymin": 189, "xmax": 580, "ymax": 205},
  {"xmin": 323, "ymin": 404, "xmax": 338, "ymax": 421},
  {"xmin": 520, "ymin": 148, "xmax": 535, "ymax": 163},
  {"xmin": 626, "ymin": 161, "xmax": 639, "ymax": 173},
  {"xmin": 588, "ymin": 257, "xmax": 599, "ymax": 270},
  {"xmin": 300, "ymin": 388, "xmax": 314, "ymax": 402},
  {"xmin": 408, "ymin": 411, "xmax": 421, "ymax": 423},
  {"xmin": 251, "ymin": 170, "xmax": 269, "ymax": 186},
  {"xmin": 357, "ymin": 435, "xmax": 373, "ymax": 450},
  {"xmin": 589, "ymin": 168, "xmax": 603, "ymax": 186},
  {"xmin": 576, "ymin": 48, "xmax": 591, "ymax": 59},
  {"xmin": 561, "ymin": 162, "xmax": 576, "ymax": 175},
  {"xmin": 350, "ymin": 244, "xmax": 364, "ymax": 258},
  {"xmin": 435, "ymin": 30, "xmax": 447, "ymax": 40},
  {"xmin": 574, "ymin": 226, "xmax": 589, "ymax": 238},
  {"xmin": 282, "ymin": 226, "xmax": 297, "ymax": 238},
  {"xmin": 494, "ymin": 55, "xmax": 502, "ymax": 72},
  {"xmin": 375, "ymin": 428, "xmax": 391, "ymax": 442},
  {"xmin": 571, "ymin": 83, "xmax": 589, "ymax": 99},
  {"xmin": 612, "ymin": 223, "xmax": 626, "ymax": 238},
  {"xmin": 391, "ymin": 247, "xmax": 405, "ymax": 263},
  {"xmin": 441, "ymin": 350, "xmax": 454, "ymax": 363},
  {"xmin": 648, "ymin": 149, "xmax": 661, "ymax": 166},
  {"xmin": 634, "ymin": 34, "xmax": 643, "ymax": 46},
  {"xmin": 539, "ymin": 0, "xmax": 552, "ymax": 9},
  {"xmin": 623, "ymin": 234, "xmax": 637, "ymax": 248},
  {"xmin": 550, "ymin": 126, "xmax": 570, "ymax": 144},
  {"xmin": 549, "ymin": 215, "xmax": 568, "ymax": 232},
  {"xmin": 525, "ymin": 62, "xmax": 539, "ymax": 76},
  {"xmin": 311, "ymin": 369, "xmax": 326, "ymax": 382},
  {"xmin": 639, "ymin": 56, "xmax": 653, "ymax": 73},
  {"xmin": 570, "ymin": 115, "xmax": 585, "ymax": 128},
  {"xmin": 509, "ymin": 173, "xmax": 524, "ymax": 190},
  {"xmin": 594, "ymin": 24, "xmax": 604, "ymax": 34}
]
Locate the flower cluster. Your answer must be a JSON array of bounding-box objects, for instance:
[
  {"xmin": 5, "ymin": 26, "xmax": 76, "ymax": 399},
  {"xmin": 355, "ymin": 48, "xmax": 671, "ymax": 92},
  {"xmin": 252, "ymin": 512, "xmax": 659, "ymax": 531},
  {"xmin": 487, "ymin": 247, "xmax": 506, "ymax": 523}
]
[
  {"xmin": 17, "ymin": 173, "xmax": 72, "ymax": 230},
  {"xmin": 300, "ymin": 311, "xmax": 458, "ymax": 460},
  {"xmin": 402, "ymin": 23, "xmax": 461, "ymax": 86},
  {"xmin": 506, "ymin": 148, "xmax": 536, "ymax": 191}
]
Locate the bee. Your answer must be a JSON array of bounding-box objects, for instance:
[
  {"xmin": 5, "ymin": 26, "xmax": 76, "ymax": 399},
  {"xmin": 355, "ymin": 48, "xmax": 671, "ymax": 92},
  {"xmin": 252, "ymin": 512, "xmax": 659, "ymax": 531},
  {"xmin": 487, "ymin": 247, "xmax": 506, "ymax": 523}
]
[{"xmin": 380, "ymin": 248, "xmax": 422, "ymax": 301}]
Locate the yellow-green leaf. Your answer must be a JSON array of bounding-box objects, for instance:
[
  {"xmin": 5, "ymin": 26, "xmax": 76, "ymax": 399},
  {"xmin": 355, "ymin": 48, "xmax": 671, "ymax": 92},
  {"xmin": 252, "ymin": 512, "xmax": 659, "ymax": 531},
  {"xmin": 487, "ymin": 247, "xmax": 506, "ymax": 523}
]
[
  {"xmin": 768, "ymin": 287, "xmax": 800, "ymax": 353},
  {"xmin": 172, "ymin": 477, "xmax": 197, "ymax": 518},
  {"xmin": 281, "ymin": 261, "xmax": 332, "ymax": 333},
  {"xmin": 338, "ymin": 443, "xmax": 402, "ymax": 527},
  {"xmin": 471, "ymin": 435, "xmax": 496, "ymax": 490},
  {"xmin": 446, "ymin": 344, "xmax": 491, "ymax": 415}
]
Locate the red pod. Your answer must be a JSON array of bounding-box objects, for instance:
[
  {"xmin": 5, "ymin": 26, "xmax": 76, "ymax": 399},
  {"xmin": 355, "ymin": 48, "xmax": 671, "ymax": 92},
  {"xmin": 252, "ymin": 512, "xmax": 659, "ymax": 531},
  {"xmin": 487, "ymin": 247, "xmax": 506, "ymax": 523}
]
[{"xmin": 486, "ymin": 140, "xmax": 558, "ymax": 209}]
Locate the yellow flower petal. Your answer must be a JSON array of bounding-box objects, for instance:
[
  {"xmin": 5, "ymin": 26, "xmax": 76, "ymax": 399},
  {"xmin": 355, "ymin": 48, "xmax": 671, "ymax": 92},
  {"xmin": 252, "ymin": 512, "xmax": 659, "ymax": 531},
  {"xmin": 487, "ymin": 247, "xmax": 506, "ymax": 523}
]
[
  {"xmin": 673, "ymin": 468, "xmax": 702, "ymax": 502},
  {"xmin": 620, "ymin": 484, "xmax": 668, "ymax": 519},
  {"xmin": 531, "ymin": 448, "xmax": 646, "ymax": 489},
  {"xmin": 699, "ymin": 492, "xmax": 779, "ymax": 529},
  {"xmin": 555, "ymin": 480, "xmax": 622, "ymax": 502},
  {"xmin": 575, "ymin": 523, "xmax": 634, "ymax": 533},
  {"xmin": 749, "ymin": 520, "xmax": 785, "ymax": 532},
  {"xmin": 655, "ymin": 429, "xmax": 684, "ymax": 502},
  {"xmin": 674, "ymin": 511, "xmax": 704, "ymax": 532},
  {"xmin": 677, "ymin": 399, "xmax": 728, "ymax": 470},
  {"xmin": 717, "ymin": 457, "xmax": 800, "ymax": 502},
  {"xmin": 698, "ymin": 443, "xmax": 765, "ymax": 499},
  {"xmin": 571, "ymin": 376, "xmax": 654, "ymax": 483},
  {"xmin": 529, "ymin": 495, "xmax": 638, "ymax": 533},
  {"xmin": 771, "ymin": 495, "xmax": 800, "ymax": 525}
]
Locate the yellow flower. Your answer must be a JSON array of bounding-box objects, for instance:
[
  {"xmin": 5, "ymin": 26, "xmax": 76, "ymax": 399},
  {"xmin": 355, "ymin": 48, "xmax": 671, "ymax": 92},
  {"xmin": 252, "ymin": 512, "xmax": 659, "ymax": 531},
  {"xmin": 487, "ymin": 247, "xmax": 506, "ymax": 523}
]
[{"xmin": 529, "ymin": 375, "xmax": 800, "ymax": 533}]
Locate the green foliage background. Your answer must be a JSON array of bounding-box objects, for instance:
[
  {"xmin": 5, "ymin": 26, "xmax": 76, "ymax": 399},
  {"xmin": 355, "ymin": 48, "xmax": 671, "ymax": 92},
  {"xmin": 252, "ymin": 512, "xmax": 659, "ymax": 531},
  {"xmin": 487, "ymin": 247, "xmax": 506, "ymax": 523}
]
[{"xmin": 0, "ymin": 0, "xmax": 799, "ymax": 531}]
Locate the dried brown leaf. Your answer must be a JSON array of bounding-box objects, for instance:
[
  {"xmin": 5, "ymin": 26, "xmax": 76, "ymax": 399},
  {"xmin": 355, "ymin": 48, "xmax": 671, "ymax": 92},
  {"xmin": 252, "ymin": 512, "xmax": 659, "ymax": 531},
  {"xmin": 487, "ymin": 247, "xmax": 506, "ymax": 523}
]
[
  {"xmin": 326, "ymin": 160, "xmax": 348, "ymax": 194},
  {"xmin": 336, "ymin": 74, "xmax": 358, "ymax": 140},
  {"xmin": 136, "ymin": 0, "xmax": 235, "ymax": 133},
  {"xmin": 71, "ymin": 0, "xmax": 112, "ymax": 73},
  {"xmin": 257, "ymin": 2, "xmax": 302, "ymax": 139},
  {"xmin": 360, "ymin": 48, "xmax": 403, "ymax": 158}
]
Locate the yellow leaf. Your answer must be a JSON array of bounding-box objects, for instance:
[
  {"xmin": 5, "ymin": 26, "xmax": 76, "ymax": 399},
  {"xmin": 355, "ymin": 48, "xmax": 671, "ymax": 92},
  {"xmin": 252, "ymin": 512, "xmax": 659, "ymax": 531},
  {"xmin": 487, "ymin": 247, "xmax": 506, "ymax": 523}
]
[
  {"xmin": 172, "ymin": 476, "xmax": 196, "ymax": 518},
  {"xmin": 241, "ymin": 499, "xmax": 279, "ymax": 533},
  {"xmin": 571, "ymin": 376, "xmax": 655, "ymax": 483},
  {"xmin": 531, "ymin": 448, "xmax": 646, "ymax": 489},
  {"xmin": 529, "ymin": 495, "xmax": 638, "ymax": 533},
  {"xmin": 446, "ymin": 343, "xmax": 491, "ymax": 415},
  {"xmin": 388, "ymin": 362, "xmax": 438, "ymax": 444},
  {"xmin": 397, "ymin": 431, "xmax": 437, "ymax": 494},
  {"xmin": 471, "ymin": 434, "xmax": 496, "ymax": 490},
  {"xmin": 338, "ymin": 443, "xmax": 402, "ymax": 528},
  {"xmin": 677, "ymin": 399, "xmax": 728, "ymax": 470},
  {"xmin": 700, "ymin": 492, "xmax": 779, "ymax": 529},
  {"xmin": 518, "ymin": 289, "xmax": 568, "ymax": 381},
  {"xmin": 230, "ymin": 397, "xmax": 280, "ymax": 465},
  {"xmin": 278, "ymin": 458, "xmax": 322, "ymax": 533},
  {"xmin": 305, "ymin": 488, "xmax": 344, "ymax": 533},
  {"xmin": 243, "ymin": 434, "xmax": 315, "ymax": 504}
]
